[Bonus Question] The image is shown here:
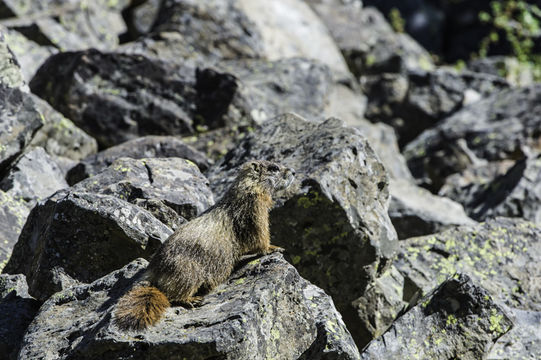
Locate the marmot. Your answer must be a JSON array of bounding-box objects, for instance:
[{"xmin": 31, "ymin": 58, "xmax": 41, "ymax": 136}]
[{"xmin": 114, "ymin": 160, "xmax": 295, "ymax": 330}]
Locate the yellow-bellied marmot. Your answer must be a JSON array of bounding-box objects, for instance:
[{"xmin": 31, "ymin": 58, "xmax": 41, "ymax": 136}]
[{"xmin": 114, "ymin": 160, "xmax": 295, "ymax": 330}]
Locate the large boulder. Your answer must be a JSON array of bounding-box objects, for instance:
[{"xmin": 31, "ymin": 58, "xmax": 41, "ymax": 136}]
[
  {"xmin": 0, "ymin": 85, "xmax": 42, "ymax": 172},
  {"xmin": 2, "ymin": 190, "xmax": 172, "ymax": 301},
  {"xmin": 360, "ymin": 274, "xmax": 513, "ymax": 360},
  {"xmin": 0, "ymin": 147, "xmax": 68, "ymax": 209},
  {"xmin": 0, "ymin": 274, "xmax": 40, "ymax": 360},
  {"xmin": 66, "ymin": 135, "xmax": 210, "ymax": 185},
  {"xmin": 71, "ymin": 157, "xmax": 215, "ymax": 227},
  {"xmin": 18, "ymin": 255, "xmax": 360, "ymax": 359},
  {"xmin": 207, "ymin": 113, "xmax": 398, "ymax": 346},
  {"xmin": 405, "ymin": 84, "xmax": 541, "ymax": 191},
  {"xmin": 0, "ymin": 191, "xmax": 28, "ymax": 269}
]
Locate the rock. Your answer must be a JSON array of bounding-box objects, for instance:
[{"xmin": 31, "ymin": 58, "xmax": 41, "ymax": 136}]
[
  {"xmin": 395, "ymin": 217, "xmax": 541, "ymax": 312},
  {"xmin": 0, "ymin": 29, "xmax": 25, "ymax": 89},
  {"xmin": 312, "ymin": 6, "xmax": 433, "ymax": 76},
  {"xmin": 389, "ymin": 179, "xmax": 476, "ymax": 239},
  {"xmin": 0, "ymin": 0, "xmax": 128, "ymax": 52},
  {"xmin": 0, "ymin": 147, "xmax": 68, "ymax": 209},
  {"xmin": 1, "ymin": 26, "xmax": 57, "ymax": 83},
  {"xmin": 404, "ymin": 84, "xmax": 541, "ymax": 191},
  {"xmin": 18, "ymin": 254, "xmax": 359, "ymax": 359},
  {"xmin": 2, "ymin": 190, "xmax": 172, "ymax": 302},
  {"xmin": 467, "ymin": 56, "xmax": 537, "ymax": 87},
  {"xmin": 71, "ymin": 157, "xmax": 214, "ymax": 226},
  {"xmin": 0, "ymin": 85, "xmax": 42, "ymax": 172},
  {"xmin": 488, "ymin": 308, "xmax": 541, "ymax": 360},
  {"xmin": 121, "ymin": 0, "xmax": 162, "ymax": 40},
  {"xmin": 448, "ymin": 156, "xmax": 541, "ymax": 224},
  {"xmin": 363, "ymin": 68, "xmax": 510, "ymax": 147},
  {"xmin": 236, "ymin": 0, "xmax": 349, "ymax": 77},
  {"xmin": 67, "ymin": 135, "xmax": 210, "ymax": 184},
  {"xmin": 360, "ymin": 274, "xmax": 513, "ymax": 360},
  {"xmin": 0, "ymin": 274, "xmax": 40, "ymax": 360},
  {"xmin": 323, "ymin": 83, "xmax": 367, "ymax": 128},
  {"xmin": 207, "ymin": 113, "xmax": 398, "ymax": 346},
  {"xmin": 29, "ymin": 95, "xmax": 97, "ymax": 162},
  {"xmin": 0, "ymin": 190, "xmax": 28, "ymax": 270}
]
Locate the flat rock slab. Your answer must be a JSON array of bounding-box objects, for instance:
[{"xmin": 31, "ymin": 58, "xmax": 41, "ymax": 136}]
[
  {"xmin": 18, "ymin": 254, "xmax": 359, "ymax": 360},
  {"xmin": 207, "ymin": 113, "xmax": 397, "ymax": 346},
  {"xmin": 360, "ymin": 274, "xmax": 513, "ymax": 360},
  {"xmin": 0, "ymin": 274, "xmax": 40, "ymax": 360},
  {"xmin": 395, "ymin": 217, "xmax": 541, "ymax": 312},
  {"xmin": 3, "ymin": 190, "xmax": 172, "ymax": 302},
  {"xmin": 66, "ymin": 135, "xmax": 210, "ymax": 185}
]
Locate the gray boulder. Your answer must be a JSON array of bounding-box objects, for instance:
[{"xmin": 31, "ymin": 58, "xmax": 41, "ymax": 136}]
[
  {"xmin": 66, "ymin": 135, "xmax": 210, "ymax": 185},
  {"xmin": 360, "ymin": 274, "xmax": 513, "ymax": 360},
  {"xmin": 71, "ymin": 157, "xmax": 214, "ymax": 227},
  {"xmin": 207, "ymin": 113, "xmax": 398, "ymax": 346},
  {"xmin": 363, "ymin": 68, "xmax": 510, "ymax": 147},
  {"xmin": 18, "ymin": 254, "xmax": 360, "ymax": 359},
  {"xmin": 0, "ymin": 147, "xmax": 68, "ymax": 209},
  {"xmin": 0, "ymin": 274, "xmax": 40, "ymax": 360},
  {"xmin": 0, "ymin": 29, "xmax": 25, "ymax": 89},
  {"xmin": 389, "ymin": 179, "xmax": 476, "ymax": 239},
  {"xmin": 0, "ymin": 191, "xmax": 28, "ymax": 270},
  {"xmin": 405, "ymin": 84, "xmax": 541, "ymax": 191},
  {"xmin": 0, "ymin": 85, "xmax": 42, "ymax": 172},
  {"xmin": 2, "ymin": 190, "xmax": 172, "ymax": 302}
]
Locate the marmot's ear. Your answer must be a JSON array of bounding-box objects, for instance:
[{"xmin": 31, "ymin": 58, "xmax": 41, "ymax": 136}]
[{"xmin": 251, "ymin": 162, "xmax": 259, "ymax": 172}]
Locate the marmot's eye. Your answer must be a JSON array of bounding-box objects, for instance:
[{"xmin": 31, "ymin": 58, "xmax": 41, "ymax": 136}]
[{"xmin": 267, "ymin": 164, "xmax": 279, "ymax": 172}]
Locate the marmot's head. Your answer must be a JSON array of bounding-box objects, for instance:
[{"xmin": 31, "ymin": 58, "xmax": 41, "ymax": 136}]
[{"xmin": 238, "ymin": 160, "xmax": 295, "ymax": 195}]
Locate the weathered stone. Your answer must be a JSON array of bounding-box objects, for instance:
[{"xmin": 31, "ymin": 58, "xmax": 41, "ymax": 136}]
[
  {"xmin": 0, "ymin": 190, "xmax": 28, "ymax": 270},
  {"xmin": 0, "ymin": 84, "xmax": 42, "ymax": 172},
  {"xmin": 207, "ymin": 113, "xmax": 398, "ymax": 346},
  {"xmin": 363, "ymin": 68, "xmax": 510, "ymax": 147},
  {"xmin": 236, "ymin": 0, "xmax": 349, "ymax": 77},
  {"xmin": 389, "ymin": 179, "xmax": 476, "ymax": 239},
  {"xmin": 395, "ymin": 218, "xmax": 541, "ymax": 312},
  {"xmin": 468, "ymin": 56, "xmax": 537, "ymax": 87},
  {"xmin": 18, "ymin": 255, "xmax": 358, "ymax": 359},
  {"xmin": 0, "ymin": 147, "xmax": 68, "ymax": 209},
  {"xmin": 66, "ymin": 135, "xmax": 210, "ymax": 185},
  {"xmin": 29, "ymin": 94, "xmax": 97, "ymax": 162},
  {"xmin": 360, "ymin": 274, "xmax": 513, "ymax": 360},
  {"xmin": 0, "ymin": 28, "xmax": 25, "ymax": 89},
  {"xmin": 405, "ymin": 84, "xmax": 541, "ymax": 191},
  {"xmin": 2, "ymin": 190, "xmax": 172, "ymax": 301},
  {"xmin": 71, "ymin": 157, "xmax": 214, "ymax": 224},
  {"xmin": 0, "ymin": 274, "xmax": 40, "ymax": 360}
]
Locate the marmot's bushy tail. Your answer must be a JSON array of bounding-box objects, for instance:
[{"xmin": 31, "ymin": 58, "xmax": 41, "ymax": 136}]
[{"xmin": 114, "ymin": 286, "xmax": 170, "ymax": 330}]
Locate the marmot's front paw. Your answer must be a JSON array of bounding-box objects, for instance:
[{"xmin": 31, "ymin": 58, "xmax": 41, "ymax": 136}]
[{"xmin": 267, "ymin": 244, "xmax": 285, "ymax": 253}]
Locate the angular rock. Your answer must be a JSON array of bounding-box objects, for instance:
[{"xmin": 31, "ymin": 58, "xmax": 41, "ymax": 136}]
[
  {"xmin": 207, "ymin": 113, "xmax": 398, "ymax": 346},
  {"xmin": 0, "ymin": 190, "xmax": 28, "ymax": 270},
  {"xmin": 1, "ymin": 26, "xmax": 57, "ymax": 83},
  {"xmin": 311, "ymin": 6, "xmax": 433, "ymax": 76},
  {"xmin": 395, "ymin": 217, "xmax": 541, "ymax": 312},
  {"xmin": 488, "ymin": 308, "xmax": 541, "ymax": 360},
  {"xmin": 0, "ymin": 147, "xmax": 68, "ymax": 209},
  {"xmin": 71, "ymin": 157, "xmax": 214, "ymax": 226},
  {"xmin": 67, "ymin": 135, "xmax": 210, "ymax": 185},
  {"xmin": 0, "ymin": 274, "xmax": 40, "ymax": 360},
  {"xmin": 3, "ymin": 190, "xmax": 172, "ymax": 301},
  {"xmin": 405, "ymin": 84, "xmax": 541, "ymax": 191},
  {"xmin": 236, "ymin": 0, "xmax": 349, "ymax": 77},
  {"xmin": 468, "ymin": 56, "xmax": 537, "ymax": 87},
  {"xmin": 0, "ymin": 0, "xmax": 128, "ymax": 52},
  {"xmin": 29, "ymin": 95, "xmax": 97, "ymax": 162},
  {"xmin": 0, "ymin": 29, "xmax": 25, "ymax": 89},
  {"xmin": 19, "ymin": 254, "xmax": 358, "ymax": 359},
  {"xmin": 389, "ymin": 179, "xmax": 476, "ymax": 239},
  {"xmin": 0, "ymin": 84, "xmax": 42, "ymax": 172},
  {"xmin": 363, "ymin": 68, "xmax": 510, "ymax": 147},
  {"xmin": 360, "ymin": 274, "xmax": 513, "ymax": 360},
  {"xmin": 451, "ymin": 156, "xmax": 541, "ymax": 224}
]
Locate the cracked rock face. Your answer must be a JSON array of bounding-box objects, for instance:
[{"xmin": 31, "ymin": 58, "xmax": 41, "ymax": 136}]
[
  {"xmin": 207, "ymin": 113, "xmax": 397, "ymax": 346},
  {"xmin": 18, "ymin": 255, "xmax": 359, "ymax": 360}
]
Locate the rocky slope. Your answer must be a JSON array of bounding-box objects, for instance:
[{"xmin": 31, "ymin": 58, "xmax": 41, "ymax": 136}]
[{"xmin": 0, "ymin": 0, "xmax": 539, "ymax": 359}]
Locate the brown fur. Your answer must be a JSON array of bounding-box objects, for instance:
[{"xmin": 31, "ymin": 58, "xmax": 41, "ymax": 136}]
[{"xmin": 114, "ymin": 160, "xmax": 294, "ymax": 330}]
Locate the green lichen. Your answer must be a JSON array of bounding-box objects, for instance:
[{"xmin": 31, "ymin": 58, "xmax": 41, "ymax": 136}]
[
  {"xmin": 446, "ymin": 314, "xmax": 458, "ymax": 326},
  {"xmin": 489, "ymin": 309, "xmax": 505, "ymax": 334}
]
